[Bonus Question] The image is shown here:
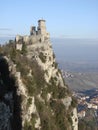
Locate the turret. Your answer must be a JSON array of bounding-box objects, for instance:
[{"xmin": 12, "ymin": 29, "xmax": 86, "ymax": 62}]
[
  {"xmin": 37, "ymin": 20, "xmax": 46, "ymax": 35},
  {"xmin": 30, "ymin": 26, "xmax": 36, "ymax": 35}
]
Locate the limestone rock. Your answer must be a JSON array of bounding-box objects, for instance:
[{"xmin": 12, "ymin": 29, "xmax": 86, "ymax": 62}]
[{"xmin": 0, "ymin": 19, "xmax": 78, "ymax": 130}]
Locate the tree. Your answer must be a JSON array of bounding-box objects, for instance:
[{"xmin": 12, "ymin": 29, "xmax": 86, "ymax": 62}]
[{"xmin": 21, "ymin": 43, "xmax": 27, "ymax": 55}]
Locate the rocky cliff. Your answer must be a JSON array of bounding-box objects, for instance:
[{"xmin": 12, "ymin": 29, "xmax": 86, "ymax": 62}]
[{"xmin": 0, "ymin": 25, "xmax": 78, "ymax": 130}]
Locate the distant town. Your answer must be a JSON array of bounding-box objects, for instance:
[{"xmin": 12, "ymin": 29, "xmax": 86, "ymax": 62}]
[
  {"xmin": 61, "ymin": 70, "xmax": 98, "ymax": 125},
  {"xmin": 74, "ymin": 89, "xmax": 98, "ymax": 118}
]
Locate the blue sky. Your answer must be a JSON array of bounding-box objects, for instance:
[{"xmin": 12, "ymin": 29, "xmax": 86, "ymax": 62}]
[{"xmin": 0, "ymin": 0, "xmax": 98, "ymax": 39}]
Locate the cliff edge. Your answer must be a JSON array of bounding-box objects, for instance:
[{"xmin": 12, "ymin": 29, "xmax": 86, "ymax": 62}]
[{"xmin": 0, "ymin": 19, "xmax": 78, "ymax": 130}]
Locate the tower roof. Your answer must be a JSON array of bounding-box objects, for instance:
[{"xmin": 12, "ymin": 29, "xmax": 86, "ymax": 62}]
[{"xmin": 38, "ymin": 19, "xmax": 46, "ymax": 22}]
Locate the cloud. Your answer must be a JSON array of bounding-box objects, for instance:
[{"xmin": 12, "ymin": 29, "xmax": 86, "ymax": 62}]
[
  {"xmin": 0, "ymin": 34, "xmax": 15, "ymax": 37},
  {"xmin": 0, "ymin": 28, "xmax": 12, "ymax": 31},
  {"xmin": 0, "ymin": 28, "xmax": 15, "ymax": 37}
]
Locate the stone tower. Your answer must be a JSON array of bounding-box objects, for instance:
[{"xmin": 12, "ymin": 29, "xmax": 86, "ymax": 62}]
[
  {"xmin": 37, "ymin": 19, "xmax": 46, "ymax": 35},
  {"xmin": 30, "ymin": 26, "xmax": 36, "ymax": 35}
]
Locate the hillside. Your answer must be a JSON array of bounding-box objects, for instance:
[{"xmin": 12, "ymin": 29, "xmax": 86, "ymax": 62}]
[
  {"xmin": 63, "ymin": 71, "xmax": 98, "ymax": 91},
  {"xmin": 51, "ymin": 38, "xmax": 98, "ymax": 91},
  {"xmin": 0, "ymin": 20, "xmax": 78, "ymax": 130}
]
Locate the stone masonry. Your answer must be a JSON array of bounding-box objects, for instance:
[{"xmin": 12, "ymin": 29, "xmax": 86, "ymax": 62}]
[{"xmin": 15, "ymin": 19, "xmax": 50, "ymax": 50}]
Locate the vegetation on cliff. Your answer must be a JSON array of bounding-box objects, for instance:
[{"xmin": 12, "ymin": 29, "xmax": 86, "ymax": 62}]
[{"xmin": 0, "ymin": 39, "xmax": 78, "ymax": 130}]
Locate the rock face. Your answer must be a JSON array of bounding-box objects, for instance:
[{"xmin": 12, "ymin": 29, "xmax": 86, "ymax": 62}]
[
  {"xmin": 0, "ymin": 102, "xmax": 11, "ymax": 130},
  {"xmin": 0, "ymin": 57, "xmax": 22, "ymax": 130},
  {"xmin": 0, "ymin": 20, "xmax": 78, "ymax": 130}
]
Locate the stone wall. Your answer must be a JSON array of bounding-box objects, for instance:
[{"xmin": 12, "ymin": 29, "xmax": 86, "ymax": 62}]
[{"xmin": 15, "ymin": 20, "xmax": 50, "ymax": 50}]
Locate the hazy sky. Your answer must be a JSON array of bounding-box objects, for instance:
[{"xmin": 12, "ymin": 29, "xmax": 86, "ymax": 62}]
[{"xmin": 0, "ymin": 0, "xmax": 98, "ymax": 39}]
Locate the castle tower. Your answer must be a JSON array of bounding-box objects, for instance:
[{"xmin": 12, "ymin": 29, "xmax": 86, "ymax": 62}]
[
  {"xmin": 37, "ymin": 19, "xmax": 47, "ymax": 35},
  {"xmin": 30, "ymin": 26, "xmax": 36, "ymax": 35}
]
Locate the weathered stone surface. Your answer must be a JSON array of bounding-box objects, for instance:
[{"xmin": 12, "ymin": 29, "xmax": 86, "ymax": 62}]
[
  {"xmin": 72, "ymin": 108, "xmax": 78, "ymax": 130},
  {"xmin": 62, "ymin": 96, "xmax": 72, "ymax": 109}
]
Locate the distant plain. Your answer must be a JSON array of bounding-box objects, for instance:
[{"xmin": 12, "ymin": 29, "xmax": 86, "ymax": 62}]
[{"xmin": 52, "ymin": 38, "xmax": 98, "ymax": 91}]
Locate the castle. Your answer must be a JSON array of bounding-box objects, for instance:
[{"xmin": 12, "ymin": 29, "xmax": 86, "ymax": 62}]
[{"xmin": 15, "ymin": 19, "xmax": 50, "ymax": 50}]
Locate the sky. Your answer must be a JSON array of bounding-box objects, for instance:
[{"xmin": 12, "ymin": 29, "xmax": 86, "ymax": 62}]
[{"xmin": 0, "ymin": 0, "xmax": 98, "ymax": 40}]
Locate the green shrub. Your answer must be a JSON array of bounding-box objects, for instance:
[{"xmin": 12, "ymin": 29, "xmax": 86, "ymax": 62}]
[
  {"xmin": 58, "ymin": 87, "xmax": 67, "ymax": 99},
  {"xmin": 53, "ymin": 53, "xmax": 55, "ymax": 59},
  {"xmin": 68, "ymin": 116, "xmax": 72, "ymax": 125},
  {"xmin": 21, "ymin": 43, "xmax": 27, "ymax": 55},
  {"xmin": 22, "ymin": 76, "xmax": 36, "ymax": 96},
  {"xmin": 39, "ymin": 52, "xmax": 46, "ymax": 63},
  {"xmin": 27, "ymin": 97, "xmax": 32, "ymax": 108},
  {"xmin": 24, "ymin": 120, "xmax": 32, "ymax": 130},
  {"xmin": 56, "ymin": 71, "xmax": 59, "ymax": 76},
  {"xmin": 71, "ymin": 96, "xmax": 77, "ymax": 108},
  {"xmin": 50, "ymin": 100, "xmax": 68, "ymax": 130}
]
